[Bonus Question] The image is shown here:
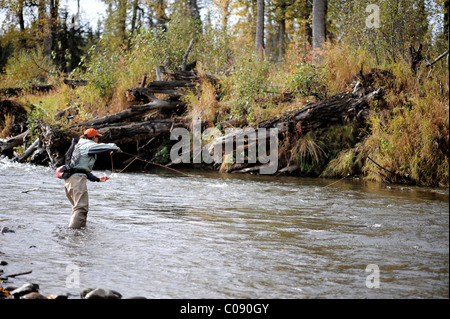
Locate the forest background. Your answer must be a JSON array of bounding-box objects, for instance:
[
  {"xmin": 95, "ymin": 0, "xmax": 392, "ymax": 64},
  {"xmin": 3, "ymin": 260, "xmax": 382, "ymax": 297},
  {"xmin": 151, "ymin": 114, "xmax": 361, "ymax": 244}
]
[{"xmin": 0, "ymin": 0, "xmax": 449, "ymax": 187}]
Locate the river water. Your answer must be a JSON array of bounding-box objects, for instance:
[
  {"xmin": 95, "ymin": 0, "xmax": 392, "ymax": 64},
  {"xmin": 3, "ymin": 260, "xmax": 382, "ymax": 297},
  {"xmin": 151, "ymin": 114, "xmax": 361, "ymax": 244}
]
[{"xmin": 0, "ymin": 158, "xmax": 448, "ymax": 299}]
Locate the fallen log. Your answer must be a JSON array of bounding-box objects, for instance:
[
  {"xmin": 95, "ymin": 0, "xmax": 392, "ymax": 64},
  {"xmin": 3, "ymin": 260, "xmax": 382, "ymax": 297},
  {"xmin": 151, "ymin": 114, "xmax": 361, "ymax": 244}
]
[
  {"xmin": 63, "ymin": 78, "xmax": 88, "ymax": 88},
  {"xmin": 17, "ymin": 138, "xmax": 40, "ymax": 162},
  {"xmin": 77, "ymin": 99, "xmax": 178, "ymax": 129},
  {"xmin": 0, "ymin": 84, "xmax": 54, "ymax": 97},
  {"xmin": 0, "ymin": 80, "xmax": 88, "ymax": 96},
  {"xmin": 277, "ymin": 164, "xmax": 300, "ymax": 175},
  {"xmin": 232, "ymin": 163, "xmax": 272, "ymax": 174},
  {"xmin": 259, "ymin": 85, "xmax": 383, "ymax": 134},
  {"xmin": 202, "ymin": 69, "xmax": 388, "ymax": 174},
  {"xmin": 96, "ymin": 119, "xmax": 184, "ymax": 143},
  {"xmin": 0, "ymin": 130, "xmax": 29, "ymax": 154},
  {"xmin": 38, "ymin": 121, "xmax": 71, "ymax": 168},
  {"xmin": 205, "ymin": 86, "xmax": 383, "ymax": 157}
]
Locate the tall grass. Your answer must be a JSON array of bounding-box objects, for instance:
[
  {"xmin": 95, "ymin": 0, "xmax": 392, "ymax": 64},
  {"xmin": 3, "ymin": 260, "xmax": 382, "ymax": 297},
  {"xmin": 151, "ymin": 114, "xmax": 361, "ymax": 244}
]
[
  {"xmin": 361, "ymin": 56, "xmax": 449, "ymax": 187},
  {"xmin": 0, "ymin": 46, "xmax": 58, "ymax": 88},
  {"xmin": 363, "ymin": 90, "xmax": 449, "ymax": 186},
  {"xmin": 184, "ymin": 68, "xmax": 227, "ymax": 124}
]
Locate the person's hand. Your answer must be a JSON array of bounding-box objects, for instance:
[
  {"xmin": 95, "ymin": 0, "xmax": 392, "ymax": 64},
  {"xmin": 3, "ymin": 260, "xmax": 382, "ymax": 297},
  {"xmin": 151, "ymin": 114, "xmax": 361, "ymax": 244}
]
[
  {"xmin": 116, "ymin": 148, "xmax": 122, "ymax": 153},
  {"xmin": 99, "ymin": 176, "xmax": 110, "ymax": 182}
]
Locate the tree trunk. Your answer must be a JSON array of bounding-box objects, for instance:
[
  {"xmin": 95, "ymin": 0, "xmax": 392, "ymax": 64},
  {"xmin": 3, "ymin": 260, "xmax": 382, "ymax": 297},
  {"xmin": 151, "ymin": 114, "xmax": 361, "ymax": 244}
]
[
  {"xmin": 312, "ymin": 0, "xmax": 327, "ymax": 52},
  {"xmin": 444, "ymin": 0, "xmax": 449, "ymax": 42},
  {"xmin": 255, "ymin": 0, "xmax": 265, "ymax": 56},
  {"xmin": 37, "ymin": 0, "xmax": 46, "ymax": 42},
  {"xmin": 118, "ymin": 0, "xmax": 128, "ymax": 42},
  {"xmin": 218, "ymin": 0, "xmax": 231, "ymax": 33},
  {"xmin": 154, "ymin": 0, "xmax": 168, "ymax": 31},
  {"xmin": 130, "ymin": 0, "xmax": 139, "ymax": 38},
  {"xmin": 44, "ymin": 0, "xmax": 59, "ymax": 56},
  {"xmin": 278, "ymin": 18, "xmax": 286, "ymax": 61}
]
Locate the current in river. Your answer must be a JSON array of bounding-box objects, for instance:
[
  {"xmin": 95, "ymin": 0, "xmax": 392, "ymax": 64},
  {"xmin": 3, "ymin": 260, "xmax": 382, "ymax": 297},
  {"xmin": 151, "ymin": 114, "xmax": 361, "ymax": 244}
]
[{"xmin": 0, "ymin": 158, "xmax": 448, "ymax": 298}]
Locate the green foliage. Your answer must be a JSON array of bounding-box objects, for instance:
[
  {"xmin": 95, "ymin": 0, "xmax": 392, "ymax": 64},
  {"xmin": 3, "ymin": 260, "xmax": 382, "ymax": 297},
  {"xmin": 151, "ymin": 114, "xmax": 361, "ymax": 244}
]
[
  {"xmin": 288, "ymin": 62, "xmax": 327, "ymax": 99},
  {"xmin": 85, "ymin": 45, "xmax": 122, "ymax": 100},
  {"xmin": 154, "ymin": 145, "xmax": 171, "ymax": 164},
  {"xmin": 223, "ymin": 50, "xmax": 272, "ymax": 120},
  {"xmin": 0, "ymin": 47, "xmax": 57, "ymax": 88},
  {"xmin": 26, "ymin": 105, "xmax": 48, "ymax": 140}
]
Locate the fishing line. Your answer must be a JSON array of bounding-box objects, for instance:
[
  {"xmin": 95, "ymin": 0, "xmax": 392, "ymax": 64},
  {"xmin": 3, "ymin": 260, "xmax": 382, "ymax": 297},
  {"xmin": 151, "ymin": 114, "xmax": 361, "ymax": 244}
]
[
  {"xmin": 109, "ymin": 151, "xmax": 196, "ymax": 179},
  {"xmin": 296, "ymin": 173, "xmax": 352, "ymax": 197},
  {"xmin": 108, "ymin": 151, "xmax": 351, "ymax": 208},
  {"xmin": 108, "ymin": 150, "xmax": 210, "ymax": 200}
]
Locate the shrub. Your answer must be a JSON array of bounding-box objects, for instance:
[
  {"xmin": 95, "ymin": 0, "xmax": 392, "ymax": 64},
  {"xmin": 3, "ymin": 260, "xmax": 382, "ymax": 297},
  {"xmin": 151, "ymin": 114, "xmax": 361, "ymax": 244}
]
[
  {"xmin": 363, "ymin": 85, "xmax": 449, "ymax": 187},
  {"xmin": 0, "ymin": 47, "xmax": 58, "ymax": 88}
]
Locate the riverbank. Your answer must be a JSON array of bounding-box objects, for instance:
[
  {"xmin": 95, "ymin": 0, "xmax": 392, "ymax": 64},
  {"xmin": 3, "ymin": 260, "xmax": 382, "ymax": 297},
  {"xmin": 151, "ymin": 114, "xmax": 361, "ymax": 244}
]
[{"xmin": 1, "ymin": 45, "xmax": 448, "ymax": 188}]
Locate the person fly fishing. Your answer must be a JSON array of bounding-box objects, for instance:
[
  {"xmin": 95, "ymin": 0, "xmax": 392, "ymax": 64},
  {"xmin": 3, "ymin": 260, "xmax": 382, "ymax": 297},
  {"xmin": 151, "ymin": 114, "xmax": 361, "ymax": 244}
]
[{"xmin": 64, "ymin": 128, "xmax": 121, "ymax": 229}]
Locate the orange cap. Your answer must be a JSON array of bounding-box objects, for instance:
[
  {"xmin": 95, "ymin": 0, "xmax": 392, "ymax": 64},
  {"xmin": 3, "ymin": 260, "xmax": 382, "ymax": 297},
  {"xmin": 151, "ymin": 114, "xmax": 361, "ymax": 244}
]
[{"xmin": 84, "ymin": 128, "xmax": 102, "ymax": 138}]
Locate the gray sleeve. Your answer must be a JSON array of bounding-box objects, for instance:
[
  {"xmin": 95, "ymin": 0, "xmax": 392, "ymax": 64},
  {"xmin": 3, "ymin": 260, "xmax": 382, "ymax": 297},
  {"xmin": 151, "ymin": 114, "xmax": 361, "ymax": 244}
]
[{"xmin": 87, "ymin": 143, "xmax": 119, "ymax": 155}]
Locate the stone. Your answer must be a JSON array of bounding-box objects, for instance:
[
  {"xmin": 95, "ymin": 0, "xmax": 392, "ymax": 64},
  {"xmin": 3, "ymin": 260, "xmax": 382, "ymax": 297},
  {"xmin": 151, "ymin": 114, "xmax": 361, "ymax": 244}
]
[
  {"xmin": 1, "ymin": 227, "xmax": 15, "ymax": 234},
  {"xmin": 83, "ymin": 288, "xmax": 122, "ymax": 299},
  {"xmin": 80, "ymin": 287, "xmax": 95, "ymax": 299},
  {"xmin": 10, "ymin": 283, "xmax": 39, "ymax": 298},
  {"xmin": 21, "ymin": 292, "xmax": 46, "ymax": 299}
]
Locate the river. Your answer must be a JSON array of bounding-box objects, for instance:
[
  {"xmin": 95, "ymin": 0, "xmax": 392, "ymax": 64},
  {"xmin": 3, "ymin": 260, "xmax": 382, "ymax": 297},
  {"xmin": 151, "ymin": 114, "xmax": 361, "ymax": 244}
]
[{"xmin": 0, "ymin": 158, "xmax": 448, "ymax": 299}]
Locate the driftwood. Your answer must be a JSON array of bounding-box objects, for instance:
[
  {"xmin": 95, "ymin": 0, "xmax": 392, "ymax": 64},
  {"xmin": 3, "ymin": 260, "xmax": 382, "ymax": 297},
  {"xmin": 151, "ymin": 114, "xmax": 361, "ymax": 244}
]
[
  {"xmin": 77, "ymin": 100, "xmax": 177, "ymax": 128},
  {"xmin": 0, "ymin": 130, "xmax": 29, "ymax": 154},
  {"xmin": 18, "ymin": 138, "xmax": 40, "ymax": 162},
  {"xmin": 38, "ymin": 121, "xmax": 71, "ymax": 168},
  {"xmin": 181, "ymin": 39, "xmax": 195, "ymax": 72},
  {"xmin": 1, "ymin": 270, "xmax": 32, "ymax": 279},
  {"xmin": 63, "ymin": 78, "xmax": 88, "ymax": 88},
  {"xmin": 0, "ymin": 79, "xmax": 87, "ymax": 97},
  {"xmin": 206, "ymin": 69, "xmax": 387, "ymax": 174},
  {"xmin": 96, "ymin": 119, "xmax": 184, "ymax": 143},
  {"xmin": 426, "ymin": 49, "xmax": 449, "ymax": 68}
]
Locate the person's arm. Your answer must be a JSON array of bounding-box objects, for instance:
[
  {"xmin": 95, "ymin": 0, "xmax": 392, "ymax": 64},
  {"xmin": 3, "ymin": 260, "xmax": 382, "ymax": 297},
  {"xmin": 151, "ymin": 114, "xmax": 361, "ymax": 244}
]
[
  {"xmin": 87, "ymin": 143, "xmax": 120, "ymax": 156},
  {"xmin": 86, "ymin": 172, "xmax": 110, "ymax": 182},
  {"xmin": 86, "ymin": 172, "xmax": 100, "ymax": 182}
]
